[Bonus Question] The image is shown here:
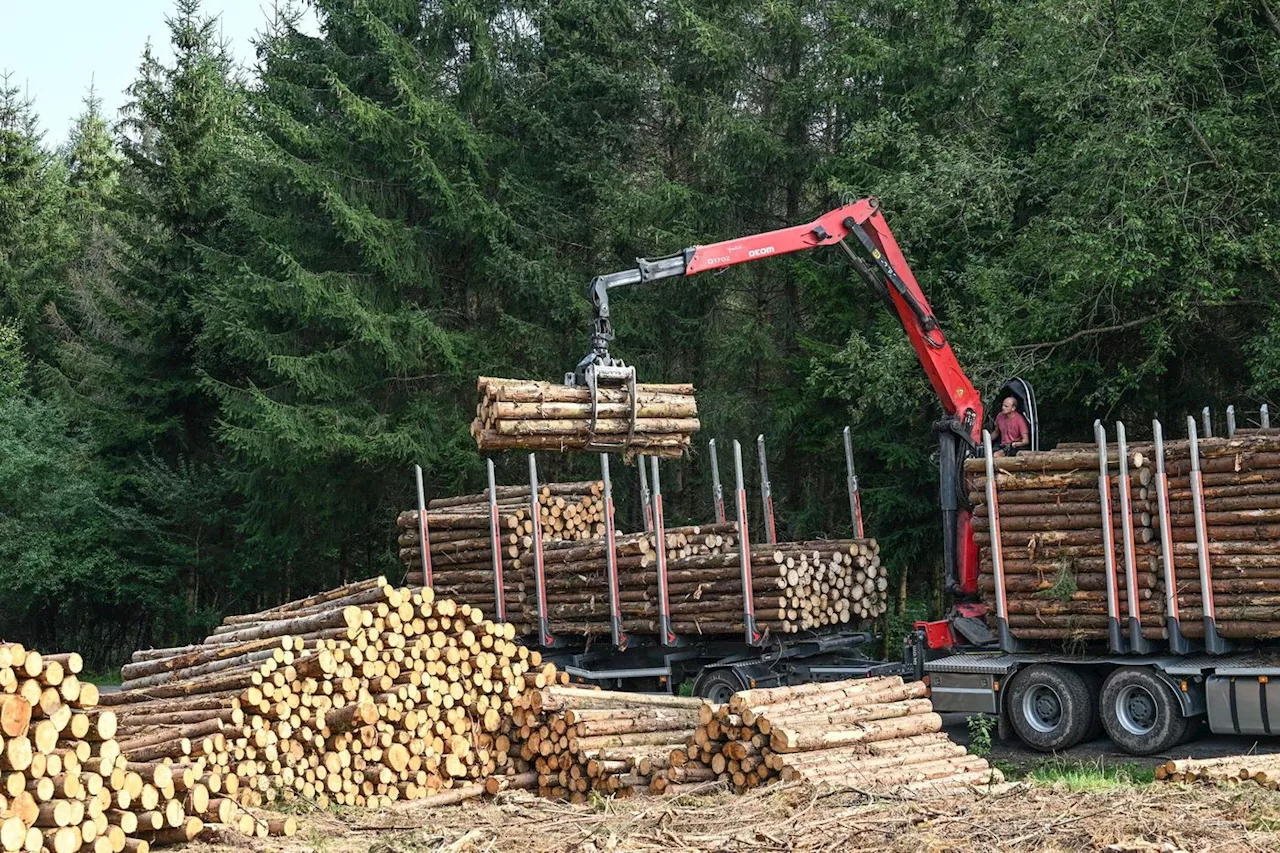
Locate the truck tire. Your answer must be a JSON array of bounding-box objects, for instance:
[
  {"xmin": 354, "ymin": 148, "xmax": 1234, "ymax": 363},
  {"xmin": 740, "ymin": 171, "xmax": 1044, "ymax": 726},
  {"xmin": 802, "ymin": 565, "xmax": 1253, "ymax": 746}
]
[
  {"xmin": 1007, "ymin": 664, "xmax": 1094, "ymax": 751},
  {"xmin": 1100, "ymin": 668, "xmax": 1188, "ymax": 755},
  {"xmin": 693, "ymin": 668, "xmax": 747, "ymax": 704}
]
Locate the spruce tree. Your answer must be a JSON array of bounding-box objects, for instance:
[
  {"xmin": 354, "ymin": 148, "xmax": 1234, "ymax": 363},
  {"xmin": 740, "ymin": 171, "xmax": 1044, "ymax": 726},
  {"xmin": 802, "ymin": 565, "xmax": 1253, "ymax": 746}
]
[{"xmin": 0, "ymin": 73, "xmax": 69, "ymax": 363}]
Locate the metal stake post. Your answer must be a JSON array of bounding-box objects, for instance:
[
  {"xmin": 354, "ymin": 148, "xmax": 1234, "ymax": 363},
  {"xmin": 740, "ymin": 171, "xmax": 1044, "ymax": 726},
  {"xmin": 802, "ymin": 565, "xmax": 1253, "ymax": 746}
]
[
  {"xmin": 1188, "ymin": 417, "xmax": 1230, "ymax": 654},
  {"xmin": 843, "ymin": 426, "xmax": 864, "ymax": 538},
  {"xmin": 528, "ymin": 454, "xmax": 554, "ymax": 647},
  {"xmin": 486, "ymin": 460, "xmax": 505, "ymax": 622},
  {"xmin": 757, "ymin": 435, "xmax": 777, "ymax": 544},
  {"xmin": 734, "ymin": 440, "xmax": 762, "ymax": 645},
  {"xmin": 601, "ymin": 454, "xmax": 626, "ymax": 649},
  {"xmin": 638, "ymin": 457, "xmax": 654, "ymax": 533},
  {"xmin": 1227, "ymin": 405, "xmax": 1237, "ymax": 438},
  {"xmin": 1153, "ymin": 420, "xmax": 1191, "ymax": 653},
  {"xmin": 1116, "ymin": 423, "xmax": 1150, "ymax": 653},
  {"xmin": 1202, "ymin": 406, "xmax": 1213, "ymax": 438},
  {"xmin": 650, "ymin": 458, "xmax": 676, "ymax": 646},
  {"xmin": 1095, "ymin": 421, "xmax": 1128, "ymax": 654},
  {"xmin": 709, "ymin": 439, "xmax": 726, "ymax": 524},
  {"xmin": 414, "ymin": 464, "xmax": 433, "ymax": 589},
  {"xmin": 982, "ymin": 431, "xmax": 1016, "ymax": 652},
  {"xmin": 1263, "ymin": 404, "xmax": 1271, "ymax": 430}
]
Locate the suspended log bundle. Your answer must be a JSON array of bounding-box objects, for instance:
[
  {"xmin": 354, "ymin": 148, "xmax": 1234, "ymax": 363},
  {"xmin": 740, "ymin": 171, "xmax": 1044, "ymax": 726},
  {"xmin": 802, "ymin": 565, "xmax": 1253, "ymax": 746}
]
[
  {"xmin": 1156, "ymin": 753, "xmax": 1280, "ymax": 788},
  {"xmin": 509, "ymin": 685, "xmax": 702, "ymax": 801},
  {"xmin": 1156, "ymin": 432, "xmax": 1280, "ymax": 639},
  {"xmin": 661, "ymin": 677, "xmax": 1002, "ymax": 795},
  {"xmin": 0, "ymin": 643, "xmax": 192, "ymax": 853},
  {"xmin": 471, "ymin": 377, "xmax": 699, "ymax": 459},
  {"xmin": 968, "ymin": 446, "xmax": 1166, "ymax": 645},
  {"xmin": 111, "ymin": 579, "xmax": 544, "ymax": 821}
]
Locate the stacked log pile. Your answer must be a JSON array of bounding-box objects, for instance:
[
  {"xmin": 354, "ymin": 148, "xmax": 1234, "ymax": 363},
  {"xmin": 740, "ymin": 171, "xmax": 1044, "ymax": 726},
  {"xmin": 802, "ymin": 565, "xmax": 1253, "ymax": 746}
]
[
  {"xmin": 0, "ymin": 644, "xmax": 187, "ymax": 853},
  {"xmin": 471, "ymin": 377, "xmax": 699, "ymax": 459},
  {"xmin": 661, "ymin": 677, "xmax": 1001, "ymax": 795},
  {"xmin": 507, "ymin": 685, "xmax": 702, "ymax": 801},
  {"xmin": 969, "ymin": 448, "xmax": 1165, "ymax": 643},
  {"xmin": 1158, "ymin": 433, "xmax": 1280, "ymax": 639},
  {"xmin": 396, "ymin": 482, "xmax": 606, "ymax": 630},
  {"xmin": 1156, "ymin": 753, "xmax": 1280, "ymax": 788},
  {"xmin": 662, "ymin": 540, "xmax": 887, "ymax": 636},
  {"xmin": 108, "ymin": 578, "xmax": 542, "ymax": 827},
  {"xmin": 534, "ymin": 524, "xmax": 739, "ymax": 636}
]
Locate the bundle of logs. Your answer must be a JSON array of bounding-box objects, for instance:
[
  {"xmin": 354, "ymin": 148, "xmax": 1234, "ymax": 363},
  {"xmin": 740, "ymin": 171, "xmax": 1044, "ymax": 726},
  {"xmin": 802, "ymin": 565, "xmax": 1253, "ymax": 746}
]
[
  {"xmin": 107, "ymin": 577, "xmax": 547, "ymax": 829},
  {"xmin": 397, "ymin": 482, "xmax": 608, "ymax": 632},
  {"xmin": 506, "ymin": 685, "xmax": 703, "ymax": 801},
  {"xmin": 1155, "ymin": 753, "xmax": 1280, "ymax": 788},
  {"xmin": 664, "ymin": 676, "xmax": 1001, "ymax": 795},
  {"xmin": 1158, "ymin": 432, "xmax": 1280, "ymax": 640},
  {"xmin": 968, "ymin": 446, "xmax": 1166, "ymax": 644},
  {"xmin": 0, "ymin": 644, "xmax": 191, "ymax": 853},
  {"xmin": 661, "ymin": 540, "xmax": 888, "ymax": 636},
  {"xmin": 471, "ymin": 377, "xmax": 699, "ymax": 459},
  {"xmin": 971, "ymin": 431, "xmax": 1280, "ymax": 644}
]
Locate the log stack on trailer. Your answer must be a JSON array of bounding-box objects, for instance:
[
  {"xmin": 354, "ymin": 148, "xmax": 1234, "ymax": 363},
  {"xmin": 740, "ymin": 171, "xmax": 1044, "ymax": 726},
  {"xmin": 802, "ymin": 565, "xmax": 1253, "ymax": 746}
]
[
  {"xmin": 967, "ymin": 437, "xmax": 1165, "ymax": 645},
  {"xmin": 471, "ymin": 377, "xmax": 700, "ymax": 459},
  {"xmin": 1157, "ymin": 430, "xmax": 1280, "ymax": 640},
  {"xmin": 397, "ymin": 482, "xmax": 887, "ymax": 641},
  {"xmin": 662, "ymin": 540, "xmax": 888, "ymax": 636},
  {"xmin": 659, "ymin": 677, "xmax": 1002, "ymax": 794},
  {"xmin": 971, "ymin": 421, "xmax": 1280, "ymax": 649}
]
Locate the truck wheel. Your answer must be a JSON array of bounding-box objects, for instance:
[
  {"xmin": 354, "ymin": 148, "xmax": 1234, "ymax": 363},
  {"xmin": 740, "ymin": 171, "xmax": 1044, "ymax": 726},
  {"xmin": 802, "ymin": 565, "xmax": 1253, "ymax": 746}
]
[
  {"xmin": 1100, "ymin": 668, "xmax": 1188, "ymax": 755},
  {"xmin": 693, "ymin": 668, "xmax": 747, "ymax": 704},
  {"xmin": 1007, "ymin": 664, "xmax": 1094, "ymax": 751}
]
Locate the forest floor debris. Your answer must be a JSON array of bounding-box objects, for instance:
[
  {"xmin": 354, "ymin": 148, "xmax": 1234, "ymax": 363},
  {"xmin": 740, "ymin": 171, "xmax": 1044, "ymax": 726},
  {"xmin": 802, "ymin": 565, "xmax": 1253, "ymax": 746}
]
[{"xmin": 192, "ymin": 779, "xmax": 1280, "ymax": 853}]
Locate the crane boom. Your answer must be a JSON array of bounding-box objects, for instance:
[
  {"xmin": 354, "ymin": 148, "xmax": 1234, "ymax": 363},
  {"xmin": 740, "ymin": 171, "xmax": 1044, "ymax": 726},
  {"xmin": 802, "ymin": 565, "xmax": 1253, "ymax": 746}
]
[{"xmin": 570, "ymin": 197, "xmax": 983, "ymax": 598}]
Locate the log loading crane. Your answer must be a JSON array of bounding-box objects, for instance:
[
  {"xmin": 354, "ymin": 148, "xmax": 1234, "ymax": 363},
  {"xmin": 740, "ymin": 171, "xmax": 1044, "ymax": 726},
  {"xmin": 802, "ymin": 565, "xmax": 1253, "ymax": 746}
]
[
  {"xmin": 567, "ymin": 196, "xmax": 1016, "ymax": 626},
  {"xmin": 543, "ymin": 197, "xmax": 1037, "ymax": 704},
  {"xmin": 543, "ymin": 195, "xmax": 1280, "ymax": 757}
]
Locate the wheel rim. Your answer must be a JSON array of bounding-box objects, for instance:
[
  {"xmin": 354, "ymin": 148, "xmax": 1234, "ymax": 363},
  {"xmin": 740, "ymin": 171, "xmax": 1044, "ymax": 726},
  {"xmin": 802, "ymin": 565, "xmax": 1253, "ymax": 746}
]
[
  {"xmin": 1021, "ymin": 684, "xmax": 1064, "ymax": 733},
  {"xmin": 1116, "ymin": 684, "xmax": 1159, "ymax": 736},
  {"xmin": 702, "ymin": 678, "xmax": 738, "ymax": 705}
]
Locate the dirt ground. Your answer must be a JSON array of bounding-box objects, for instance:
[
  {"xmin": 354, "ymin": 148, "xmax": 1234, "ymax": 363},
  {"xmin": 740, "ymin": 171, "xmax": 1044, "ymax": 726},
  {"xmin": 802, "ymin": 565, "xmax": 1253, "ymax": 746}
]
[{"xmin": 189, "ymin": 779, "xmax": 1280, "ymax": 853}]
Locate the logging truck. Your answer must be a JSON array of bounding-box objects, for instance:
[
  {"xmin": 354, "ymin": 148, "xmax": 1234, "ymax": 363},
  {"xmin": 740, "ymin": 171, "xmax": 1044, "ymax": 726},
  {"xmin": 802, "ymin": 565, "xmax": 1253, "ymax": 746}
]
[{"xmin": 472, "ymin": 197, "xmax": 1280, "ymax": 757}]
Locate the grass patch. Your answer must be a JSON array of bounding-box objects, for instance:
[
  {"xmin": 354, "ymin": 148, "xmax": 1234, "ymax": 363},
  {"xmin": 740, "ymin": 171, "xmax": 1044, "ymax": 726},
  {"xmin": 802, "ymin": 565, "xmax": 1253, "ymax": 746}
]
[
  {"xmin": 80, "ymin": 669, "xmax": 122, "ymax": 686},
  {"xmin": 999, "ymin": 757, "xmax": 1154, "ymax": 791}
]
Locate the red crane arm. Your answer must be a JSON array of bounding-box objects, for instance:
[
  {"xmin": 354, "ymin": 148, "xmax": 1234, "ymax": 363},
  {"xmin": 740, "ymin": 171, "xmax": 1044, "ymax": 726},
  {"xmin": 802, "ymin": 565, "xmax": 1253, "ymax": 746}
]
[
  {"xmin": 683, "ymin": 199, "xmax": 982, "ymax": 438},
  {"xmin": 571, "ymin": 197, "xmax": 984, "ymax": 599}
]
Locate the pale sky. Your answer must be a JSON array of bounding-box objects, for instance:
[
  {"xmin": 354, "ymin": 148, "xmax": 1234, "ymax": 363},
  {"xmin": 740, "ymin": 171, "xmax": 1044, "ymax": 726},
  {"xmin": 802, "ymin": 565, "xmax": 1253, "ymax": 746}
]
[{"xmin": 0, "ymin": 0, "xmax": 317, "ymax": 146}]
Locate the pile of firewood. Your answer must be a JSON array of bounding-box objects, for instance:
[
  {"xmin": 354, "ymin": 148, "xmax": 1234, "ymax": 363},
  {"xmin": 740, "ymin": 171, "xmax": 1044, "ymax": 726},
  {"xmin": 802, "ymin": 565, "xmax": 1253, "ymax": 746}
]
[
  {"xmin": 509, "ymin": 685, "xmax": 702, "ymax": 800},
  {"xmin": 969, "ymin": 447, "xmax": 1165, "ymax": 643},
  {"xmin": 471, "ymin": 377, "xmax": 699, "ymax": 459},
  {"xmin": 0, "ymin": 644, "xmax": 207, "ymax": 853},
  {"xmin": 1156, "ymin": 753, "xmax": 1280, "ymax": 788},
  {"xmin": 1159, "ymin": 433, "xmax": 1280, "ymax": 639},
  {"xmin": 669, "ymin": 676, "xmax": 1001, "ymax": 794},
  {"xmin": 109, "ymin": 578, "xmax": 543, "ymax": 822}
]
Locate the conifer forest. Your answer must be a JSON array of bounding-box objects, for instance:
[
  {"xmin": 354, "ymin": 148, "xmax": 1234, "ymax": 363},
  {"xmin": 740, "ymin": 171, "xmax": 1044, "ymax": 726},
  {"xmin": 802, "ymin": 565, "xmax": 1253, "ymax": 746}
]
[{"xmin": 2, "ymin": 0, "xmax": 1278, "ymax": 668}]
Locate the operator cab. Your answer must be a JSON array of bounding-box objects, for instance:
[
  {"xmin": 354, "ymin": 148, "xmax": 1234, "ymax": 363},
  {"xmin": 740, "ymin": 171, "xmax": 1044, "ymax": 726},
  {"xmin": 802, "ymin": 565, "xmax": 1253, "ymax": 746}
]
[{"xmin": 987, "ymin": 377, "xmax": 1040, "ymax": 452}]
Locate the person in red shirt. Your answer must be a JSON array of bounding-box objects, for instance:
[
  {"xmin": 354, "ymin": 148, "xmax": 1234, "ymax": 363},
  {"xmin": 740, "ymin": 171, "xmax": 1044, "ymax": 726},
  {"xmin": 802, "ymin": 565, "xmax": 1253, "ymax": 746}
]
[{"xmin": 994, "ymin": 395, "xmax": 1029, "ymax": 456}]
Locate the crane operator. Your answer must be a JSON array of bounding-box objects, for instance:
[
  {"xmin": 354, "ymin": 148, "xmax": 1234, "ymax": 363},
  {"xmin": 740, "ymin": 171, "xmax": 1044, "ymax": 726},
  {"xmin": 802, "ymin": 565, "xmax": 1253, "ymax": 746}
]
[{"xmin": 994, "ymin": 395, "xmax": 1029, "ymax": 457}]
